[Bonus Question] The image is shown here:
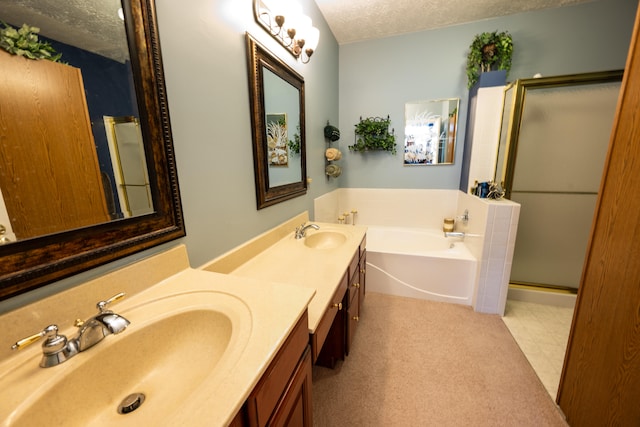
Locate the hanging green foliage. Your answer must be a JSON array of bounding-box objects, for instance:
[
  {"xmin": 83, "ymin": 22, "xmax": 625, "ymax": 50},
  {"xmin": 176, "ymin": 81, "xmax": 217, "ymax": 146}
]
[
  {"xmin": 288, "ymin": 124, "xmax": 301, "ymax": 154},
  {"xmin": 0, "ymin": 22, "xmax": 63, "ymax": 62},
  {"xmin": 350, "ymin": 116, "xmax": 396, "ymax": 155},
  {"xmin": 466, "ymin": 30, "xmax": 513, "ymax": 88}
]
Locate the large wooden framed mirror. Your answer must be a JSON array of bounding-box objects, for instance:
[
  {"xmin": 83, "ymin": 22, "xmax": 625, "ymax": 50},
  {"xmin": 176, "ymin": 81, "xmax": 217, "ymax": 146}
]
[
  {"xmin": 0, "ymin": 0, "xmax": 185, "ymax": 301},
  {"xmin": 246, "ymin": 33, "xmax": 307, "ymax": 209}
]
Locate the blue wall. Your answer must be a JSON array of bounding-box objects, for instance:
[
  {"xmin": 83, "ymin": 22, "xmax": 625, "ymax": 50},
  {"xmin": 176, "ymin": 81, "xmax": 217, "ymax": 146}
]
[{"xmin": 338, "ymin": 0, "xmax": 637, "ymax": 189}]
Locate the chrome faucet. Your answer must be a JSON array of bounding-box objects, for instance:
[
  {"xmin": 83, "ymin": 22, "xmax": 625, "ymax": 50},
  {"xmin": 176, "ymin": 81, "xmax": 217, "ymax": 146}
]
[
  {"xmin": 73, "ymin": 293, "xmax": 130, "ymax": 351},
  {"xmin": 457, "ymin": 209, "xmax": 470, "ymax": 225},
  {"xmin": 295, "ymin": 222, "xmax": 320, "ymax": 239},
  {"xmin": 11, "ymin": 293, "xmax": 129, "ymax": 368}
]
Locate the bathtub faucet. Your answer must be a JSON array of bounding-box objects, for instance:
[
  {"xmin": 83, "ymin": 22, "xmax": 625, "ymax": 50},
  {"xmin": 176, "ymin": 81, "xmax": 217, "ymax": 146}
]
[
  {"xmin": 457, "ymin": 209, "xmax": 469, "ymax": 225},
  {"xmin": 444, "ymin": 231, "xmax": 465, "ymax": 240},
  {"xmin": 295, "ymin": 222, "xmax": 320, "ymax": 239}
]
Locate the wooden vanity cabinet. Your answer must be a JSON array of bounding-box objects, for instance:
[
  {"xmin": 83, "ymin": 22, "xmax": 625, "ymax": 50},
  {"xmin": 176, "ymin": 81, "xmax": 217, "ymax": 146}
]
[
  {"xmin": 236, "ymin": 310, "xmax": 313, "ymax": 427},
  {"xmin": 316, "ymin": 234, "xmax": 368, "ymax": 363}
]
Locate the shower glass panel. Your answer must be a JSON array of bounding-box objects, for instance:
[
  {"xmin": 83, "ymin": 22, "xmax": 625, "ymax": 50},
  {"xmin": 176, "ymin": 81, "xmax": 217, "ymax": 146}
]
[{"xmin": 496, "ymin": 71, "xmax": 623, "ymax": 290}]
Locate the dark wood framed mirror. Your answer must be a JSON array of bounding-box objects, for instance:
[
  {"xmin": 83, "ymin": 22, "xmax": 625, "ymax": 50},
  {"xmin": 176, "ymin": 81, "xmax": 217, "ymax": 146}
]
[
  {"xmin": 0, "ymin": 0, "xmax": 185, "ymax": 301},
  {"xmin": 246, "ymin": 33, "xmax": 307, "ymax": 209}
]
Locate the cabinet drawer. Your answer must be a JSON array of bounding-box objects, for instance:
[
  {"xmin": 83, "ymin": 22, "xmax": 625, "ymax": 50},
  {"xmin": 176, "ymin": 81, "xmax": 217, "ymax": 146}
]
[
  {"xmin": 311, "ymin": 270, "xmax": 348, "ymax": 362},
  {"xmin": 247, "ymin": 311, "xmax": 309, "ymax": 427},
  {"xmin": 348, "ymin": 249, "xmax": 359, "ymax": 281}
]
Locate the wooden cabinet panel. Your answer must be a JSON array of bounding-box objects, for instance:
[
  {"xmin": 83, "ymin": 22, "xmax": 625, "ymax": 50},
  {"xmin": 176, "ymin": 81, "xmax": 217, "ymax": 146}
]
[
  {"xmin": 360, "ymin": 250, "xmax": 367, "ymax": 307},
  {"xmin": 346, "ymin": 286, "xmax": 359, "ymax": 355},
  {"xmin": 267, "ymin": 347, "xmax": 312, "ymax": 427},
  {"xmin": 558, "ymin": 6, "xmax": 640, "ymax": 424},
  {"xmin": 315, "ymin": 279, "xmax": 347, "ymax": 368},
  {"xmin": 246, "ymin": 311, "xmax": 309, "ymax": 427},
  {"xmin": 348, "ymin": 249, "xmax": 359, "ymax": 280},
  {"xmin": 311, "ymin": 271, "xmax": 347, "ymax": 363},
  {"xmin": 0, "ymin": 51, "xmax": 109, "ymax": 239}
]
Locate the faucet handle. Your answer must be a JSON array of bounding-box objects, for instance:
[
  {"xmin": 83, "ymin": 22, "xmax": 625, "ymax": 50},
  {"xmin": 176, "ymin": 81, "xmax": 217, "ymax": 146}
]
[
  {"xmin": 97, "ymin": 292, "xmax": 126, "ymax": 313},
  {"xmin": 11, "ymin": 324, "xmax": 62, "ymax": 351},
  {"xmin": 12, "ymin": 324, "xmax": 79, "ymax": 367}
]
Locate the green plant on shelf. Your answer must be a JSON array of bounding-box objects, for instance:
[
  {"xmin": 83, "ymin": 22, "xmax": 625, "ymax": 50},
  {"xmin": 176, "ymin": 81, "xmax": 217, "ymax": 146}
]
[
  {"xmin": 350, "ymin": 116, "xmax": 396, "ymax": 155},
  {"xmin": 466, "ymin": 30, "xmax": 512, "ymax": 88}
]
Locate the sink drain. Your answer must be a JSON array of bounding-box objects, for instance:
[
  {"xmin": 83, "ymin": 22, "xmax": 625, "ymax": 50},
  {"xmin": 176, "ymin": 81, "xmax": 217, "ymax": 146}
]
[{"xmin": 118, "ymin": 393, "xmax": 146, "ymax": 414}]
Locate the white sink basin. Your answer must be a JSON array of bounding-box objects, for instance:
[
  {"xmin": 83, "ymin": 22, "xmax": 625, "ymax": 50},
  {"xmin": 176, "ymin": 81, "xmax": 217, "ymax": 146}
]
[
  {"xmin": 1, "ymin": 291, "xmax": 252, "ymax": 426},
  {"xmin": 304, "ymin": 230, "xmax": 347, "ymax": 249}
]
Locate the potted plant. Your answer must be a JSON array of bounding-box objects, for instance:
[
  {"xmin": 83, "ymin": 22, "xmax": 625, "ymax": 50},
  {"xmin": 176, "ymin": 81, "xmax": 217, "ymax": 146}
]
[
  {"xmin": 0, "ymin": 22, "xmax": 62, "ymax": 62},
  {"xmin": 466, "ymin": 30, "xmax": 513, "ymax": 88},
  {"xmin": 350, "ymin": 116, "xmax": 396, "ymax": 154}
]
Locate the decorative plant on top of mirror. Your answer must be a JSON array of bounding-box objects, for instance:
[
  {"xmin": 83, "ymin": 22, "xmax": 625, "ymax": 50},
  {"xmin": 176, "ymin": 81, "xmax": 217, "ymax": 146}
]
[
  {"xmin": 350, "ymin": 116, "xmax": 396, "ymax": 154},
  {"xmin": 0, "ymin": 22, "xmax": 63, "ymax": 62},
  {"xmin": 466, "ymin": 30, "xmax": 513, "ymax": 88}
]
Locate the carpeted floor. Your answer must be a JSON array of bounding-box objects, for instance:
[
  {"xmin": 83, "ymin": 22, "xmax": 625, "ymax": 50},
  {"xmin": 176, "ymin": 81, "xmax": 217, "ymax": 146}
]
[{"xmin": 312, "ymin": 292, "xmax": 568, "ymax": 426}]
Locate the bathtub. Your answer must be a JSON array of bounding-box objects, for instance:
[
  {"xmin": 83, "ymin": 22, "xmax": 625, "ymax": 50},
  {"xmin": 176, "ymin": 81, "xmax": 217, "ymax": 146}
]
[{"xmin": 365, "ymin": 226, "xmax": 477, "ymax": 305}]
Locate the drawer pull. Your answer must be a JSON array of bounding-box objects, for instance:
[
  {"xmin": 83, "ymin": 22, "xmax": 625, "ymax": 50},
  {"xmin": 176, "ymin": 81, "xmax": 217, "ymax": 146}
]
[
  {"xmin": 332, "ymin": 302, "xmax": 343, "ymax": 310},
  {"xmin": 352, "ymin": 283, "xmax": 360, "ymax": 289},
  {"xmin": 352, "ymin": 316, "xmax": 360, "ymax": 322},
  {"xmin": 360, "ymin": 268, "xmax": 366, "ymax": 274}
]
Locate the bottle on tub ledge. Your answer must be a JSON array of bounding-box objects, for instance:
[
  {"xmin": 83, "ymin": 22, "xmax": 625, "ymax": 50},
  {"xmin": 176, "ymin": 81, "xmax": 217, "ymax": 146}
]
[{"xmin": 443, "ymin": 218, "xmax": 455, "ymax": 233}]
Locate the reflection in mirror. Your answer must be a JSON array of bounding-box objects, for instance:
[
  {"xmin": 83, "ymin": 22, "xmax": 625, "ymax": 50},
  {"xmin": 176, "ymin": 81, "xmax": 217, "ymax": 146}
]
[
  {"xmin": 0, "ymin": 0, "xmax": 185, "ymax": 300},
  {"xmin": 404, "ymin": 98, "xmax": 459, "ymax": 165},
  {"xmin": 103, "ymin": 116, "xmax": 153, "ymax": 218},
  {"xmin": 0, "ymin": 0, "xmax": 148, "ymax": 240},
  {"xmin": 263, "ymin": 69, "xmax": 303, "ymax": 186},
  {"xmin": 246, "ymin": 33, "xmax": 307, "ymax": 209}
]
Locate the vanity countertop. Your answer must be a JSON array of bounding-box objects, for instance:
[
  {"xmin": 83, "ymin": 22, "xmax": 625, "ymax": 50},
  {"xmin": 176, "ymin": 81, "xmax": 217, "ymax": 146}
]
[
  {"xmin": 227, "ymin": 221, "xmax": 367, "ymax": 333},
  {"xmin": 0, "ymin": 246, "xmax": 315, "ymax": 427}
]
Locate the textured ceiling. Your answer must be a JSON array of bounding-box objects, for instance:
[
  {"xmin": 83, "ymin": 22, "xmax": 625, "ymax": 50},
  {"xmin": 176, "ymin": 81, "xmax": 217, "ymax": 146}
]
[
  {"xmin": 0, "ymin": 0, "xmax": 128, "ymax": 63},
  {"xmin": 314, "ymin": 0, "xmax": 597, "ymax": 44},
  {"xmin": 1, "ymin": 1, "xmax": 597, "ymax": 62}
]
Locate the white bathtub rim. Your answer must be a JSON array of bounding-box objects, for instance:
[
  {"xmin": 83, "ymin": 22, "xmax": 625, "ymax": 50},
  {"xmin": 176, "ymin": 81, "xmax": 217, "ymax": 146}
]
[{"xmin": 364, "ymin": 225, "xmax": 476, "ymax": 261}]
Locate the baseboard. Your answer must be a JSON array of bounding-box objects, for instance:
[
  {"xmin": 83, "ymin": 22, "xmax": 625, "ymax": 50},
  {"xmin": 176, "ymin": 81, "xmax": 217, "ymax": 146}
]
[{"xmin": 507, "ymin": 285, "xmax": 577, "ymax": 308}]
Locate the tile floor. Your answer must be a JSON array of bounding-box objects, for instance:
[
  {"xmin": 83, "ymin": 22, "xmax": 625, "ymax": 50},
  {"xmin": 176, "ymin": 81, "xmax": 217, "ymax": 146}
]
[{"xmin": 502, "ymin": 299, "xmax": 575, "ymax": 400}]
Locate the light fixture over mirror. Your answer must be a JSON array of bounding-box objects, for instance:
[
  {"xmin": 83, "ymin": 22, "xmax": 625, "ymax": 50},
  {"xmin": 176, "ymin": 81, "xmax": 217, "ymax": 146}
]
[
  {"xmin": 0, "ymin": 0, "xmax": 185, "ymax": 301},
  {"xmin": 253, "ymin": 0, "xmax": 320, "ymax": 63},
  {"xmin": 404, "ymin": 98, "xmax": 460, "ymax": 165}
]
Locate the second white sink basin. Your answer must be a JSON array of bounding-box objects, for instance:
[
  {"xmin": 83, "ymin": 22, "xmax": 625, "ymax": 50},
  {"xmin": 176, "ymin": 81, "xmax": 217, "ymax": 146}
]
[{"xmin": 304, "ymin": 231, "xmax": 347, "ymax": 249}]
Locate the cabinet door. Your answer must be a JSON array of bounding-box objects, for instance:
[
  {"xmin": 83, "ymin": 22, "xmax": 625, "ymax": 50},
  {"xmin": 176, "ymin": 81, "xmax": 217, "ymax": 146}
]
[
  {"xmin": 268, "ymin": 347, "xmax": 313, "ymax": 427},
  {"xmin": 346, "ymin": 287, "xmax": 360, "ymax": 355},
  {"xmin": 359, "ymin": 250, "xmax": 367, "ymax": 308},
  {"xmin": 246, "ymin": 312, "xmax": 309, "ymax": 427}
]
